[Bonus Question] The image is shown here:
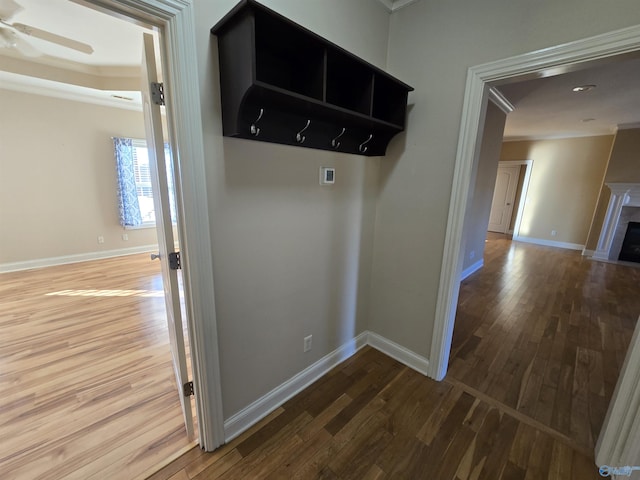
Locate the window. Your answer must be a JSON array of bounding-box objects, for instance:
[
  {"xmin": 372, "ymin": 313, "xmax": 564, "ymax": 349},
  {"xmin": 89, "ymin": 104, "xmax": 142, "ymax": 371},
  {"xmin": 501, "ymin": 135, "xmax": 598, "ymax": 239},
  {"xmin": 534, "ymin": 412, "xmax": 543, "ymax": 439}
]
[
  {"xmin": 113, "ymin": 137, "xmax": 176, "ymax": 228},
  {"xmin": 132, "ymin": 139, "xmax": 157, "ymax": 224}
]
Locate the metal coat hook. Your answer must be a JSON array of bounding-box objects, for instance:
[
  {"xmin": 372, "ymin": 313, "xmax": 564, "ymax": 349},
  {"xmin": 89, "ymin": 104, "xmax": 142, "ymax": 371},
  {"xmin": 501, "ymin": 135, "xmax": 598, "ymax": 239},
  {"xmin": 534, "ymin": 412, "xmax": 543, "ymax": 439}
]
[
  {"xmin": 250, "ymin": 108, "xmax": 264, "ymax": 136},
  {"xmin": 331, "ymin": 127, "xmax": 346, "ymax": 149},
  {"xmin": 359, "ymin": 133, "xmax": 373, "ymax": 153},
  {"xmin": 296, "ymin": 119, "xmax": 311, "ymax": 143}
]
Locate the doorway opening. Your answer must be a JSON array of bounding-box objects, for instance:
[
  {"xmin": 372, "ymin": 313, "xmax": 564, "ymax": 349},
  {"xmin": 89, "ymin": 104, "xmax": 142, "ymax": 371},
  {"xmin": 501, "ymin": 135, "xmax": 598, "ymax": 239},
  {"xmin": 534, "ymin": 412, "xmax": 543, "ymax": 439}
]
[{"xmin": 431, "ymin": 21, "xmax": 640, "ymax": 466}]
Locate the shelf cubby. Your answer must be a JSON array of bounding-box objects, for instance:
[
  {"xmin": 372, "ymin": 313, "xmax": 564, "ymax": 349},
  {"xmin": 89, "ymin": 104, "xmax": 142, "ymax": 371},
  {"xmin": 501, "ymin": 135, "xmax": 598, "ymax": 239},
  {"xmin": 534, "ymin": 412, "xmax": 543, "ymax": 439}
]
[{"xmin": 326, "ymin": 50, "xmax": 373, "ymax": 116}]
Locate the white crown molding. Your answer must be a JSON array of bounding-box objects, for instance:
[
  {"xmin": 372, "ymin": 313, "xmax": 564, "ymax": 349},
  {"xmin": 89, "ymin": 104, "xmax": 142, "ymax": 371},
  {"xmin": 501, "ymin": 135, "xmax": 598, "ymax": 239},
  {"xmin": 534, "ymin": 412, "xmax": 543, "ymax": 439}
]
[
  {"xmin": 503, "ymin": 131, "xmax": 615, "ymax": 142},
  {"xmin": 377, "ymin": 0, "xmax": 393, "ymax": 11},
  {"xmin": 377, "ymin": 0, "xmax": 421, "ymax": 12},
  {"xmin": 0, "ymin": 71, "xmax": 142, "ymax": 111},
  {"xmin": 488, "ymin": 87, "xmax": 515, "ymax": 114}
]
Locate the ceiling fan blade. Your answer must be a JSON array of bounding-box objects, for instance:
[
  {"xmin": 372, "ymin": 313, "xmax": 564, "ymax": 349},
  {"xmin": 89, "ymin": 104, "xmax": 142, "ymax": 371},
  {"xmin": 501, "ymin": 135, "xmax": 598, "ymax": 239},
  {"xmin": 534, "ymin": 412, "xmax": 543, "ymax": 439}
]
[
  {"xmin": 0, "ymin": 0, "xmax": 22, "ymax": 21},
  {"xmin": 11, "ymin": 22, "xmax": 93, "ymax": 54}
]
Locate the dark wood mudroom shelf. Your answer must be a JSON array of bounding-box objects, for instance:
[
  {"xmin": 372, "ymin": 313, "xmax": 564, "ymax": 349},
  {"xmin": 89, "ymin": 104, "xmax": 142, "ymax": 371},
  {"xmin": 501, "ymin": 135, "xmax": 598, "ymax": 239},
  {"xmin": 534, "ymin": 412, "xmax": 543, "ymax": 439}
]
[{"xmin": 211, "ymin": 0, "xmax": 413, "ymax": 156}]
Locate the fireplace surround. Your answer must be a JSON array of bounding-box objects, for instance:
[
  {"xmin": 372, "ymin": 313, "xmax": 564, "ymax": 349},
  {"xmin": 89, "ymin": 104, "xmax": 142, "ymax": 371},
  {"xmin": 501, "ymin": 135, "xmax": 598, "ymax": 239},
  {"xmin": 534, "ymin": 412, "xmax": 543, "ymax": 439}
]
[{"xmin": 593, "ymin": 183, "xmax": 640, "ymax": 262}]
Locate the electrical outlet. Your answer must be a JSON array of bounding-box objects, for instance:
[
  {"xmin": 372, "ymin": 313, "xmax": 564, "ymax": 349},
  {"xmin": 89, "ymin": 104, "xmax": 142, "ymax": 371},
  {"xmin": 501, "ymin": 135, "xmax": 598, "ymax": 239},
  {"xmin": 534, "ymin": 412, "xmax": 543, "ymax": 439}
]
[
  {"xmin": 122, "ymin": 233, "xmax": 129, "ymax": 241},
  {"xmin": 304, "ymin": 335, "xmax": 312, "ymax": 352},
  {"xmin": 551, "ymin": 230, "xmax": 557, "ymax": 237},
  {"xmin": 97, "ymin": 236, "xmax": 105, "ymax": 244},
  {"xmin": 469, "ymin": 250, "xmax": 475, "ymax": 260}
]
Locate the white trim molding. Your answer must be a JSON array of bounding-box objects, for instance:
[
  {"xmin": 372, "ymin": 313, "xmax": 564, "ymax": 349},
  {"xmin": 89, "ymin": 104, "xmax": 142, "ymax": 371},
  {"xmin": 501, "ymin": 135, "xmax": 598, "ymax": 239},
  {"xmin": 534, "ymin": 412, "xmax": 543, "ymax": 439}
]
[
  {"xmin": 81, "ymin": 0, "xmax": 225, "ymax": 451},
  {"xmin": 596, "ymin": 316, "xmax": 640, "ymax": 469},
  {"xmin": 0, "ymin": 245, "xmax": 157, "ymax": 273},
  {"xmin": 488, "ymin": 87, "xmax": 515, "ymax": 114},
  {"xmin": 224, "ymin": 332, "xmax": 369, "ymax": 442},
  {"xmin": 460, "ymin": 259, "xmax": 484, "ymax": 281},
  {"xmin": 431, "ymin": 24, "xmax": 640, "ymax": 383},
  {"xmin": 367, "ymin": 332, "xmax": 430, "ymax": 375},
  {"xmin": 593, "ymin": 183, "xmax": 640, "ymax": 261},
  {"xmin": 223, "ymin": 331, "xmax": 429, "ymax": 442},
  {"xmin": 377, "ymin": 0, "xmax": 421, "ymax": 13},
  {"xmin": 513, "ymin": 236, "xmax": 584, "ymax": 251}
]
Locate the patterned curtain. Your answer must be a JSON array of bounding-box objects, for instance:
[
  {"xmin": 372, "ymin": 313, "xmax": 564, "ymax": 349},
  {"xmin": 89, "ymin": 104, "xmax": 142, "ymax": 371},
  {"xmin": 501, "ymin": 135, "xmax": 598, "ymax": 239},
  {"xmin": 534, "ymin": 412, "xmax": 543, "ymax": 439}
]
[{"xmin": 113, "ymin": 137, "xmax": 143, "ymax": 227}]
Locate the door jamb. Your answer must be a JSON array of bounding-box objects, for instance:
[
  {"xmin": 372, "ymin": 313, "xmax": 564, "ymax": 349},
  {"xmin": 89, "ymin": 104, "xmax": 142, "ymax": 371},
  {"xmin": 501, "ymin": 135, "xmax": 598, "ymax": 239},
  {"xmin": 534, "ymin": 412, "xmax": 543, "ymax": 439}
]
[{"xmin": 78, "ymin": 0, "xmax": 224, "ymax": 451}]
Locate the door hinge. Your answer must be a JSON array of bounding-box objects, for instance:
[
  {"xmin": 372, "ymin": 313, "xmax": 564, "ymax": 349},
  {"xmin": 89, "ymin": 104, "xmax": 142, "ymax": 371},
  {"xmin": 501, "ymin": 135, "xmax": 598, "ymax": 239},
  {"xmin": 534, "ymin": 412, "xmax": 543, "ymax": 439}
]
[
  {"xmin": 183, "ymin": 381, "xmax": 194, "ymax": 397},
  {"xmin": 151, "ymin": 82, "xmax": 165, "ymax": 106},
  {"xmin": 169, "ymin": 251, "xmax": 181, "ymax": 270}
]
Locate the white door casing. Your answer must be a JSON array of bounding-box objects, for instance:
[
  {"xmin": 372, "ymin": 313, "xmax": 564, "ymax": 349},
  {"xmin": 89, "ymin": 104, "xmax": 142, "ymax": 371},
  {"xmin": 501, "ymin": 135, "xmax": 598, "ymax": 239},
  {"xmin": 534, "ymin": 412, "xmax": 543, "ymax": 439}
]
[
  {"xmin": 82, "ymin": 0, "xmax": 224, "ymax": 450},
  {"xmin": 488, "ymin": 165, "xmax": 520, "ymax": 233},
  {"xmin": 141, "ymin": 32, "xmax": 194, "ymax": 439}
]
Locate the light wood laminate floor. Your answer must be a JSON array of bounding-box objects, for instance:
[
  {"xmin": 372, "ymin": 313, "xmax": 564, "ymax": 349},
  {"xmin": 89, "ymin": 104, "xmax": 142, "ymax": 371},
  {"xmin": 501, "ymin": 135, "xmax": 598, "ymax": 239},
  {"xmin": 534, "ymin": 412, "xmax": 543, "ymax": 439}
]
[
  {"xmin": 0, "ymin": 254, "xmax": 195, "ymax": 480},
  {"xmin": 151, "ymin": 235, "xmax": 638, "ymax": 479}
]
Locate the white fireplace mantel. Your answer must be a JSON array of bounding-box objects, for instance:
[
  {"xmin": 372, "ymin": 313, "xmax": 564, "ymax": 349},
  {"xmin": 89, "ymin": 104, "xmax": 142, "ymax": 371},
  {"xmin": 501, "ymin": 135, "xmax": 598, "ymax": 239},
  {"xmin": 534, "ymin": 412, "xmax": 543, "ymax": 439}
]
[{"xmin": 593, "ymin": 183, "xmax": 640, "ymax": 261}]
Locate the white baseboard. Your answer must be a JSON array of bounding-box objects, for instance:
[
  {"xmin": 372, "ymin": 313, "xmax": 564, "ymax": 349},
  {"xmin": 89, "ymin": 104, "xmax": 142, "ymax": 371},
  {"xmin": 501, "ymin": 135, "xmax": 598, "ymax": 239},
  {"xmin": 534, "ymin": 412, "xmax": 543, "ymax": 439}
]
[
  {"xmin": 0, "ymin": 245, "xmax": 158, "ymax": 273},
  {"xmin": 223, "ymin": 330, "xmax": 431, "ymax": 442},
  {"xmin": 582, "ymin": 249, "xmax": 595, "ymax": 257},
  {"xmin": 367, "ymin": 331, "xmax": 430, "ymax": 376},
  {"xmin": 513, "ymin": 236, "xmax": 584, "ymax": 251},
  {"xmin": 460, "ymin": 259, "xmax": 484, "ymax": 281},
  {"xmin": 223, "ymin": 331, "xmax": 369, "ymax": 442}
]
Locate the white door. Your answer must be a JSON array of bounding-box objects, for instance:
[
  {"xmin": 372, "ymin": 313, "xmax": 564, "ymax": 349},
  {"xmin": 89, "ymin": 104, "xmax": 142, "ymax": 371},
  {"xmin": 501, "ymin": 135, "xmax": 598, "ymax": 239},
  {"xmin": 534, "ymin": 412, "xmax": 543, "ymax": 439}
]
[
  {"xmin": 488, "ymin": 165, "xmax": 520, "ymax": 233},
  {"xmin": 141, "ymin": 33, "xmax": 194, "ymax": 439}
]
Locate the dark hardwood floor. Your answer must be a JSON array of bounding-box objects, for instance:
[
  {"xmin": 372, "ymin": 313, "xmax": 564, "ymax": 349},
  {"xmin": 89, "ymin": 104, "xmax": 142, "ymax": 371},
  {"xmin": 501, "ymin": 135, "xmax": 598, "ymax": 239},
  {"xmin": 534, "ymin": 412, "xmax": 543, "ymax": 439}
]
[
  {"xmin": 150, "ymin": 234, "xmax": 639, "ymax": 479},
  {"xmin": 449, "ymin": 233, "xmax": 640, "ymax": 452}
]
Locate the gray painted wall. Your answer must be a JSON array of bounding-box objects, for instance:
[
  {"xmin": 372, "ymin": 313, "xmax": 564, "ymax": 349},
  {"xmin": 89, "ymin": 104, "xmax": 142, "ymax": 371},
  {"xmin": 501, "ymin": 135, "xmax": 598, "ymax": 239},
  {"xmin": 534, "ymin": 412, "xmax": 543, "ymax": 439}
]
[{"xmin": 194, "ymin": 0, "xmax": 390, "ymax": 418}]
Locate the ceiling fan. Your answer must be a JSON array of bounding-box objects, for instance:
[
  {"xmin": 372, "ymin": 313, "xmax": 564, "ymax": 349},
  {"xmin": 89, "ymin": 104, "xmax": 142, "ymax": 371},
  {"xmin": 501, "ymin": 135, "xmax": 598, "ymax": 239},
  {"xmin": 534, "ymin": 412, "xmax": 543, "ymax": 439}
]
[{"xmin": 0, "ymin": 0, "xmax": 93, "ymax": 57}]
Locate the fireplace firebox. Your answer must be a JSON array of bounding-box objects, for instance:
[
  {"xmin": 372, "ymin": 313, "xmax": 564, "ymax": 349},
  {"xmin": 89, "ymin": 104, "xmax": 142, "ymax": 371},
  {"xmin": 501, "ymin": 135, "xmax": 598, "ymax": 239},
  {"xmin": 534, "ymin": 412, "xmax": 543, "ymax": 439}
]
[{"xmin": 619, "ymin": 221, "xmax": 640, "ymax": 263}]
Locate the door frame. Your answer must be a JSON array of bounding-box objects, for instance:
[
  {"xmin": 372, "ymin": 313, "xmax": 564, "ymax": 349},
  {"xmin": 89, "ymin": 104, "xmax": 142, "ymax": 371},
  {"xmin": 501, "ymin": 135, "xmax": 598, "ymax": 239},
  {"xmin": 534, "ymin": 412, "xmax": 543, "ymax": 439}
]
[
  {"xmin": 430, "ymin": 22, "xmax": 640, "ymax": 462},
  {"xmin": 498, "ymin": 159, "xmax": 533, "ymax": 238},
  {"xmin": 429, "ymin": 24, "xmax": 640, "ymax": 384},
  {"xmin": 79, "ymin": 0, "xmax": 224, "ymax": 450}
]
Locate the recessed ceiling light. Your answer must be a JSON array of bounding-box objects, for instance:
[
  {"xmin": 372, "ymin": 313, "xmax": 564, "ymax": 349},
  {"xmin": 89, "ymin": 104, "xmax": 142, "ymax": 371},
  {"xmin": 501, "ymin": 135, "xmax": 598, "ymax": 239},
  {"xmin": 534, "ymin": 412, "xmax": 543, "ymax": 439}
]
[{"xmin": 572, "ymin": 84, "xmax": 596, "ymax": 92}]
